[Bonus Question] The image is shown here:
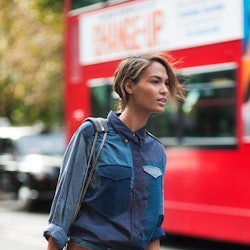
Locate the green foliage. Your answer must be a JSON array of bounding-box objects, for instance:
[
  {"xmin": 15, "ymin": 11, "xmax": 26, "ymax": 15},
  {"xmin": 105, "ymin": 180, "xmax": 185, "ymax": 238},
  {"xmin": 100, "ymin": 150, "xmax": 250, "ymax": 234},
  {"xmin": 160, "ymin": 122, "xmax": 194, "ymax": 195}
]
[
  {"xmin": 0, "ymin": 0, "xmax": 64, "ymax": 128},
  {"xmin": 0, "ymin": 0, "xmax": 109, "ymax": 128},
  {"xmin": 35, "ymin": 0, "xmax": 63, "ymax": 13}
]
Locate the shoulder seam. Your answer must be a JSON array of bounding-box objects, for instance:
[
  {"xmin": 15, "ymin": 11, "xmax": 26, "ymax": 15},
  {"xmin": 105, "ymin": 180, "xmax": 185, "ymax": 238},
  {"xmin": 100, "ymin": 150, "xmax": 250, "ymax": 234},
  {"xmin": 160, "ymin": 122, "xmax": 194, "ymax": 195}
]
[{"xmin": 146, "ymin": 130, "xmax": 165, "ymax": 146}]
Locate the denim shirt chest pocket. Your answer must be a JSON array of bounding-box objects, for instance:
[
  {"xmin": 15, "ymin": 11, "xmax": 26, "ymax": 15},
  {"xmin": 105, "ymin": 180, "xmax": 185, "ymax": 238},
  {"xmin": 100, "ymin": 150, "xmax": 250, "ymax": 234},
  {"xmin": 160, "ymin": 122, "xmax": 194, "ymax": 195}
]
[
  {"xmin": 93, "ymin": 164, "xmax": 132, "ymax": 219},
  {"xmin": 142, "ymin": 165, "xmax": 162, "ymax": 178},
  {"xmin": 142, "ymin": 165, "xmax": 163, "ymax": 195}
]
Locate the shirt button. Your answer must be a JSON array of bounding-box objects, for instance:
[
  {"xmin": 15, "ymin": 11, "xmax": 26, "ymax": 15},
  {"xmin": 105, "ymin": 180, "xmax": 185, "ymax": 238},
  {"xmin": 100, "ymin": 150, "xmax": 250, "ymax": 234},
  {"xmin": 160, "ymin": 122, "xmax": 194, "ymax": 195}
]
[{"xmin": 124, "ymin": 138, "xmax": 129, "ymax": 143}]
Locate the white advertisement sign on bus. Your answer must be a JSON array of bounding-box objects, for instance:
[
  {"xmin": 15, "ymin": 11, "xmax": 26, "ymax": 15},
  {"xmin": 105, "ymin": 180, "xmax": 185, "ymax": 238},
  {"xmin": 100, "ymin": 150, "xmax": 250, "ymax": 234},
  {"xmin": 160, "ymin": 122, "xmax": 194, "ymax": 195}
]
[{"xmin": 79, "ymin": 0, "xmax": 243, "ymax": 65}]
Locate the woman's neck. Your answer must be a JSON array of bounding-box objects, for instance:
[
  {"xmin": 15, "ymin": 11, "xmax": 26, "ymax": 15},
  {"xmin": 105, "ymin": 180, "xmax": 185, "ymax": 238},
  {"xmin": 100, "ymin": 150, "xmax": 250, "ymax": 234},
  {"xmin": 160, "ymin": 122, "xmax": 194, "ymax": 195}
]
[{"xmin": 119, "ymin": 108, "xmax": 149, "ymax": 132}]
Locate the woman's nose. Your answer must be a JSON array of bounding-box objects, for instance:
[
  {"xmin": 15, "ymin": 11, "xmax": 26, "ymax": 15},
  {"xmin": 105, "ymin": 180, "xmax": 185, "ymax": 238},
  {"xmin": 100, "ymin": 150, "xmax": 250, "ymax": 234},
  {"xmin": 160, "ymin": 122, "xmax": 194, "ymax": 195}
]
[{"xmin": 160, "ymin": 83, "xmax": 168, "ymax": 94}]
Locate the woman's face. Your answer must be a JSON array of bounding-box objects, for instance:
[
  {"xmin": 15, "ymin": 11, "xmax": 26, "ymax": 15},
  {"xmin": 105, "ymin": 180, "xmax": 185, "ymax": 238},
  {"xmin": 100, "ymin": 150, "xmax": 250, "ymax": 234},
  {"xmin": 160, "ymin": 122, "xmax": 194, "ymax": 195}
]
[{"xmin": 129, "ymin": 61, "xmax": 169, "ymax": 115}]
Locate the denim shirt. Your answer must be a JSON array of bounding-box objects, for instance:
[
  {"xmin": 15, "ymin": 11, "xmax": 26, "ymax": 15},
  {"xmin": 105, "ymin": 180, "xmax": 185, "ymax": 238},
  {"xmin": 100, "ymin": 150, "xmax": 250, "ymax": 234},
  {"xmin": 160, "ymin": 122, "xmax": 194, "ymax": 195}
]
[{"xmin": 44, "ymin": 111, "xmax": 166, "ymax": 250}]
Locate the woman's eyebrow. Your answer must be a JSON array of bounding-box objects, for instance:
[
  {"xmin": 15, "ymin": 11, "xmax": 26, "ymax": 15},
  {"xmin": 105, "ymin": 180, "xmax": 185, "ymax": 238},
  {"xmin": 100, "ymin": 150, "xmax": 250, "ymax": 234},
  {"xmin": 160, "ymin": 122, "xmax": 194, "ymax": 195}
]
[
  {"xmin": 149, "ymin": 75, "xmax": 161, "ymax": 79},
  {"xmin": 150, "ymin": 75, "xmax": 168, "ymax": 81}
]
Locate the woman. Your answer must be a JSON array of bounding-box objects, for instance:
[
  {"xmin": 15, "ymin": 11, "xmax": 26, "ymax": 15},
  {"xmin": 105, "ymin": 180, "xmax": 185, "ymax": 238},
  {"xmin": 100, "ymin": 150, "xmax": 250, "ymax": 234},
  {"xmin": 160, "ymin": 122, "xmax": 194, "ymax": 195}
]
[{"xmin": 44, "ymin": 53, "xmax": 184, "ymax": 250}]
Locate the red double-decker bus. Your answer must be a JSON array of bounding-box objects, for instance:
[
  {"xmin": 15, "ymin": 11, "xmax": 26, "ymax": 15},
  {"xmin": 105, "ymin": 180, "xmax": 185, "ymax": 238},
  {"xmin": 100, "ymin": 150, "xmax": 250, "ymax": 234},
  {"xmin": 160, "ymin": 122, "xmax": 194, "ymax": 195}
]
[{"xmin": 64, "ymin": 0, "xmax": 250, "ymax": 245}]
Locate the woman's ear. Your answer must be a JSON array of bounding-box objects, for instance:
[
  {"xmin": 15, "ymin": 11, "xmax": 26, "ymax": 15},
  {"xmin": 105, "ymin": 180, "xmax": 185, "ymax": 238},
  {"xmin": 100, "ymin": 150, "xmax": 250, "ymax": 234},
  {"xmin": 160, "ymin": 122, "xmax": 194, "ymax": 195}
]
[{"xmin": 124, "ymin": 80, "xmax": 134, "ymax": 94}]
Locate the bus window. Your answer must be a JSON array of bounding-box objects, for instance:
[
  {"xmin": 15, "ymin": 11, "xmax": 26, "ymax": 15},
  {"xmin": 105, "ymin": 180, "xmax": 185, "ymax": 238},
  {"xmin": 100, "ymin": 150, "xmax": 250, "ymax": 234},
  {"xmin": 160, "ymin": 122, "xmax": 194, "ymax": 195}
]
[
  {"xmin": 89, "ymin": 79, "xmax": 119, "ymax": 117},
  {"xmin": 70, "ymin": 0, "xmax": 128, "ymax": 10},
  {"xmin": 71, "ymin": 0, "xmax": 104, "ymax": 10},
  {"xmin": 147, "ymin": 63, "xmax": 237, "ymax": 148},
  {"xmin": 243, "ymin": 78, "xmax": 250, "ymax": 139}
]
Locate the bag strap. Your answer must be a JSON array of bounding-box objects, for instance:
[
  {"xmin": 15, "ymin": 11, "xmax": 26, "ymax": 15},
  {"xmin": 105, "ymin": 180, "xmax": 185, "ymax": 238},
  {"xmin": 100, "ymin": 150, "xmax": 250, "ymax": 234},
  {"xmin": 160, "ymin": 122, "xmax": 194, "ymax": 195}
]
[
  {"xmin": 86, "ymin": 117, "xmax": 109, "ymax": 133},
  {"xmin": 71, "ymin": 117, "xmax": 109, "ymax": 223}
]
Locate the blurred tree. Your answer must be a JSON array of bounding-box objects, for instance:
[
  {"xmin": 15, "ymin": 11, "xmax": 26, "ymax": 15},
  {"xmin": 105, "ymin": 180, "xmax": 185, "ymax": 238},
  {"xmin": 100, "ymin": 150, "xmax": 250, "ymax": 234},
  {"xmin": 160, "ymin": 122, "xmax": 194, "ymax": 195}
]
[
  {"xmin": 0, "ymin": 0, "xmax": 104, "ymax": 128},
  {"xmin": 0, "ymin": 0, "xmax": 63, "ymax": 127}
]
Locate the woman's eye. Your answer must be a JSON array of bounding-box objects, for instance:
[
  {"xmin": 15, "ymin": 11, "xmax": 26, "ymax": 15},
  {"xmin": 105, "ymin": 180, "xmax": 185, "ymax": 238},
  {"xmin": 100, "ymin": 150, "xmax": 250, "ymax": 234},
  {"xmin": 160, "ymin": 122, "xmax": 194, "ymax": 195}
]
[
  {"xmin": 151, "ymin": 79, "xmax": 160, "ymax": 84},
  {"xmin": 165, "ymin": 81, "xmax": 170, "ymax": 87}
]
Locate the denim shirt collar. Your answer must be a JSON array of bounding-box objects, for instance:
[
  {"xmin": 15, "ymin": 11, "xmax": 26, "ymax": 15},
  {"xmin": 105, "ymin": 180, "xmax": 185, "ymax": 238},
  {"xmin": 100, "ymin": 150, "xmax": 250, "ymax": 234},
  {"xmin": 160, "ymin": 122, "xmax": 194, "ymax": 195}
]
[{"xmin": 107, "ymin": 111, "xmax": 146, "ymax": 145}]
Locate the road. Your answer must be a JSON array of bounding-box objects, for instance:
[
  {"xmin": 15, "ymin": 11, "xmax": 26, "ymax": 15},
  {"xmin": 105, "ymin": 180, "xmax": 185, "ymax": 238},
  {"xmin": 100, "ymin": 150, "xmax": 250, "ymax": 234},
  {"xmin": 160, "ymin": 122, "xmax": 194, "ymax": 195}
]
[
  {"xmin": 0, "ymin": 201, "xmax": 249, "ymax": 250},
  {"xmin": 0, "ymin": 206, "xmax": 47, "ymax": 250}
]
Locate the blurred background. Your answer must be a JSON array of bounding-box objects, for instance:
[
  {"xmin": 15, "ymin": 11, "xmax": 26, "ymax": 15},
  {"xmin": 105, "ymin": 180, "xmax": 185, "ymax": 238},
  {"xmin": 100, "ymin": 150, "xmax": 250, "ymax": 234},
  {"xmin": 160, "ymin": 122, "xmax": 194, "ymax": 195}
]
[
  {"xmin": 0, "ymin": 0, "xmax": 64, "ymax": 128},
  {"xmin": 1, "ymin": 1, "xmax": 250, "ymax": 250}
]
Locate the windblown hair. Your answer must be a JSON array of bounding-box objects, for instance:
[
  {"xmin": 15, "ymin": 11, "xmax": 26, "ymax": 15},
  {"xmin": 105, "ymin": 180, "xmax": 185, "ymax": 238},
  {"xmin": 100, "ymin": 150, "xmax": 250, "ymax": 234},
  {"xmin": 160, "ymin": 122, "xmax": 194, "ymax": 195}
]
[{"xmin": 113, "ymin": 53, "xmax": 185, "ymax": 112}]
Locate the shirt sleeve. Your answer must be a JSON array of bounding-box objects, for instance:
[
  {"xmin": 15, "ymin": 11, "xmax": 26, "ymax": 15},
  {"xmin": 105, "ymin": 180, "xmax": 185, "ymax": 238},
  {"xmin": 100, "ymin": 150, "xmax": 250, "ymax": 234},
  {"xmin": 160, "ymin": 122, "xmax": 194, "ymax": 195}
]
[
  {"xmin": 43, "ymin": 128, "xmax": 91, "ymax": 249},
  {"xmin": 150, "ymin": 148, "xmax": 167, "ymax": 241}
]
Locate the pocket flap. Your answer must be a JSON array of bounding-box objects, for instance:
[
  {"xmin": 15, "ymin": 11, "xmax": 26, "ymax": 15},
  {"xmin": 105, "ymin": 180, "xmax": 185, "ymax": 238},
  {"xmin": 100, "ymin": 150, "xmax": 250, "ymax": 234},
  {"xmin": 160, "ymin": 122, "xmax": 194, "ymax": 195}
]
[
  {"xmin": 143, "ymin": 165, "xmax": 162, "ymax": 178},
  {"xmin": 98, "ymin": 165, "xmax": 132, "ymax": 181}
]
